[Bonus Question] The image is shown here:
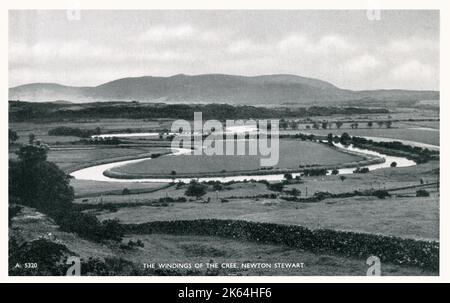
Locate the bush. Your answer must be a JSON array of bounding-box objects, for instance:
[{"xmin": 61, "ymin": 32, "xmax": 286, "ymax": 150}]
[
  {"xmin": 416, "ymin": 189, "xmax": 430, "ymax": 197},
  {"xmin": 283, "ymin": 173, "xmax": 293, "ymax": 181},
  {"xmin": 49, "ymin": 209, "xmax": 124, "ymax": 242},
  {"xmin": 9, "ymin": 238, "xmax": 71, "ymax": 276},
  {"xmin": 185, "ymin": 180, "xmax": 207, "ymax": 199},
  {"xmin": 372, "ymin": 190, "xmax": 391, "ymax": 199},
  {"xmin": 267, "ymin": 182, "xmax": 284, "ymax": 192},
  {"xmin": 353, "ymin": 167, "xmax": 369, "ymax": 174},
  {"xmin": 302, "ymin": 168, "xmax": 327, "ymax": 177},
  {"xmin": 9, "ymin": 146, "xmax": 74, "ymax": 209},
  {"xmin": 9, "ymin": 205, "xmax": 22, "ymax": 224}
]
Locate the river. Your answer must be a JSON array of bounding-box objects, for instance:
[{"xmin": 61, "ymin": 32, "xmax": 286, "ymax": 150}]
[{"xmin": 69, "ymin": 137, "xmax": 427, "ymax": 183}]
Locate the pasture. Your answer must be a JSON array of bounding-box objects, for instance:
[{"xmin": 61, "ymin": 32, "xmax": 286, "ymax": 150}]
[
  {"xmin": 108, "ymin": 140, "xmax": 364, "ymax": 177},
  {"xmin": 47, "ymin": 146, "xmax": 169, "ymax": 172},
  {"xmin": 97, "ymin": 192, "xmax": 438, "ymax": 241},
  {"xmin": 11, "ymin": 206, "xmax": 436, "ymax": 276}
]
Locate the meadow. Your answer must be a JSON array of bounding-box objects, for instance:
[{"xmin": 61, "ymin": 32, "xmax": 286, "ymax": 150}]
[
  {"xmin": 11, "ymin": 206, "xmax": 436, "ymax": 276},
  {"xmin": 108, "ymin": 140, "xmax": 364, "ymax": 177}
]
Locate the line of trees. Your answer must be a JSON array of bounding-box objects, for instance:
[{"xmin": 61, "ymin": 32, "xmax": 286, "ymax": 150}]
[
  {"xmin": 10, "ymin": 101, "xmax": 389, "ymax": 122},
  {"xmin": 48, "ymin": 126, "xmax": 101, "ymax": 138}
]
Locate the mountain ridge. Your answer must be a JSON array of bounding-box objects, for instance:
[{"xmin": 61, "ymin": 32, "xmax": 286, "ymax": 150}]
[{"xmin": 9, "ymin": 73, "xmax": 439, "ymax": 104}]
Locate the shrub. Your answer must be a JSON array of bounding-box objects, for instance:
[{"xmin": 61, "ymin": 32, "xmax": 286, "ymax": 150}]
[
  {"xmin": 302, "ymin": 168, "xmax": 327, "ymax": 177},
  {"xmin": 353, "ymin": 167, "xmax": 369, "ymax": 174},
  {"xmin": 372, "ymin": 190, "xmax": 391, "ymax": 199},
  {"xmin": 185, "ymin": 180, "xmax": 207, "ymax": 199},
  {"xmin": 9, "ymin": 146, "xmax": 74, "ymax": 209},
  {"xmin": 284, "ymin": 173, "xmax": 293, "ymax": 181},
  {"xmin": 267, "ymin": 182, "xmax": 284, "ymax": 192},
  {"xmin": 9, "ymin": 238, "xmax": 71, "ymax": 276},
  {"xmin": 416, "ymin": 189, "xmax": 430, "ymax": 197}
]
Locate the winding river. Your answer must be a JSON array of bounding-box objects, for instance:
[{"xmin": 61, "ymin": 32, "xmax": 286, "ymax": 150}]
[{"xmin": 69, "ymin": 136, "xmax": 433, "ymax": 183}]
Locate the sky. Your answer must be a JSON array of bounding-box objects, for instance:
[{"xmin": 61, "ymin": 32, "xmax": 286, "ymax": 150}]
[{"xmin": 9, "ymin": 10, "xmax": 439, "ymax": 90}]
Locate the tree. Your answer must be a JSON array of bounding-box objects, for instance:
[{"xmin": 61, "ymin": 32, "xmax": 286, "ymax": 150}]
[
  {"xmin": 9, "ymin": 145, "xmax": 74, "ymax": 209},
  {"xmin": 331, "ymin": 168, "xmax": 339, "ymax": 175},
  {"xmin": 268, "ymin": 182, "xmax": 284, "ymax": 192},
  {"xmin": 327, "ymin": 133, "xmax": 333, "ymax": 145},
  {"xmin": 335, "ymin": 121, "xmax": 343, "ymax": 129},
  {"xmin": 284, "ymin": 173, "xmax": 293, "ymax": 181},
  {"xmin": 280, "ymin": 119, "xmax": 288, "ymax": 130},
  {"xmin": 390, "ymin": 161, "xmax": 397, "ymax": 167},
  {"xmin": 377, "ymin": 121, "xmax": 384, "ymax": 128},
  {"xmin": 16, "ymin": 145, "xmax": 48, "ymax": 165},
  {"xmin": 9, "ymin": 129, "xmax": 19, "ymax": 144},
  {"xmin": 340, "ymin": 132, "xmax": 351, "ymax": 145},
  {"xmin": 321, "ymin": 122, "xmax": 328, "ymax": 129},
  {"xmin": 185, "ymin": 180, "xmax": 207, "ymax": 199},
  {"xmin": 339, "ymin": 175, "xmax": 347, "ymax": 182},
  {"xmin": 416, "ymin": 189, "xmax": 430, "ymax": 197},
  {"xmin": 385, "ymin": 121, "xmax": 393, "ymax": 128},
  {"xmin": 367, "ymin": 121, "xmax": 373, "ymax": 128},
  {"xmin": 290, "ymin": 188, "xmax": 300, "ymax": 197},
  {"xmin": 28, "ymin": 133, "xmax": 35, "ymax": 145}
]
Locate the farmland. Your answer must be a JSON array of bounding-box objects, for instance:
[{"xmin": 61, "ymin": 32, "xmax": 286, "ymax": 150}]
[
  {"xmin": 10, "ymin": 206, "xmax": 436, "ymax": 276},
  {"xmin": 8, "ymin": 101, "xmax": 440, "ymax": 276},
  {"xmin": 108, "ymin": 140, "xmax": 364, "ymax": 178}
]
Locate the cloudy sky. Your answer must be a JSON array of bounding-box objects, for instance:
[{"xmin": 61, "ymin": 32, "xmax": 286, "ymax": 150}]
[{"xmin": 9, "ymin": 10, "xmax": 439, "ymax": 90}]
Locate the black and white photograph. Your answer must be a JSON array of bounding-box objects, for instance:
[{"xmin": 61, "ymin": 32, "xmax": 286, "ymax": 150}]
[{"xmin": 6, "ymin": 6, "xmax": 443, "ymax": 279}]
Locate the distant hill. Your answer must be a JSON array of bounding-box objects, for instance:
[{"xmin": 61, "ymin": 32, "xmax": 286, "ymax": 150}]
[{"xmin": 9, "ymin": 74, "xmax": 439, "ymax": 105}]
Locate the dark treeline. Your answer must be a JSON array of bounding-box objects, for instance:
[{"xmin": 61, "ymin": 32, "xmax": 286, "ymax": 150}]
[
  {"xmin": 48, "ymin": 126, "xmax": 101, "ymax": 138},
  {"xmin": 9, "ymin": 101, "xmax": 389, "ymax": 122},
  {"xmin": 9, "ymin": 145, "xmax": 124, "ymax": 243},
  {"xmin": 348, "ymin": 136, "xmax": 438, "ymax": 163}
]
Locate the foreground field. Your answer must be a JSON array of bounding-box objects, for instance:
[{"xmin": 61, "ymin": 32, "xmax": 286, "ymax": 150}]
[
  {"xmin": 10, "ymin": 207, "xmax": 436, "ymax": 276},
  {"xmin": 97, "ymin": 192, "xmax": 438, "ymax": 240}
]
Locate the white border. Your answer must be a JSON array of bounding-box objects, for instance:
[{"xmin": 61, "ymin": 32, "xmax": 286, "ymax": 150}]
[{"xmin": 1, "ymin": 0, "xmax": 448, "ymax": 283}]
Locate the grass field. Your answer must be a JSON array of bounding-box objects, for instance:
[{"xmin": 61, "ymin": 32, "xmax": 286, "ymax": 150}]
[
  {"xmin": 97, "ymin": 192, "xmax": 438, "ymax": 240},
  {"xmin": 11, "ymin": 207, "xmax": 436, "ymax": 276},
  {"xmin": 46, "ymin": 146, "xmax": 169, "ymax": 172},
  {"xmin": 9, "ymin": 109, "xmax": 440, "ymax": 276},
  {"xmin": 71, "ymin": 179, "xmax": 170, "ymax": 198},
  {"xmin": 9, "ymin": 119, "xmax": 172, "ymax": 145},
  {"xmin": 109, "ymin": 140, "xmax": 364, "ymax": 177},
  {"xmin": 118, "ymin": 234, "xmax": 435, "ymax": 276}
]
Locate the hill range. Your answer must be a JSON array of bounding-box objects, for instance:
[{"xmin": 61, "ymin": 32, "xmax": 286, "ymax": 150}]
[{"xmin": 9, "ymin": 74, "xmax": 439, "ymax": 105}]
